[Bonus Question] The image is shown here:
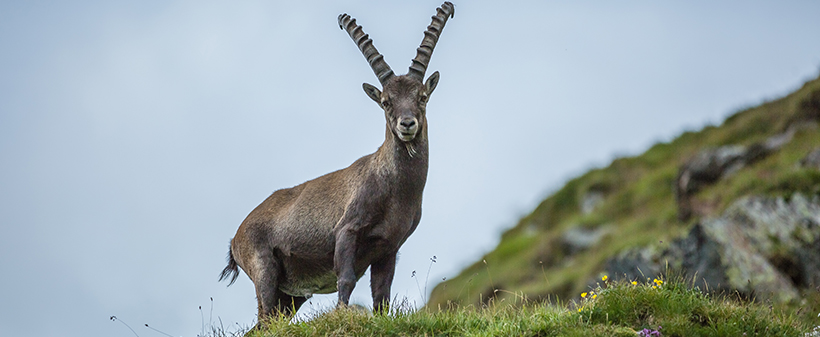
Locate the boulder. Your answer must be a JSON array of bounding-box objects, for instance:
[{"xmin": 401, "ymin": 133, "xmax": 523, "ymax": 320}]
[
  {"xmin": 674, "ymin": 126, "xmax": 802, "ymax": 221},
  {"xmin": 676, "ymin": 145, "xmax": 766, "ymax": 221},
  {"xmin": 605, "ymin": 193, "xmax": 820, "ymax": 302}
]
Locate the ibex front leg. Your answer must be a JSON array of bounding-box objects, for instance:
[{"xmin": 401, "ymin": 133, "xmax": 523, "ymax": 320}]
[
  {"xmin": 334, "ymin": 226, "xmax": 358, "ymax": 307},
  {"xmin": 370, "ymin": 252, "xmax": 397, "ymax": 314},
  {"xmin": 333, "ymin": 193, "xmax": 384, "ymax": 307}
]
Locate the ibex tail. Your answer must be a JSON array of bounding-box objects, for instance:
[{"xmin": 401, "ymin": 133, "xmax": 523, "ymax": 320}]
[{"xmin": 218, "ymin": 242, "xmax": 239, "ymax": 286}]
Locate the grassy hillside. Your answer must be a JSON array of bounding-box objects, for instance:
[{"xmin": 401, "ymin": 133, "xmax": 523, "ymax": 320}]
[
  {"xmin": 239, "ymin": 276, "xmax": 812, "ymax": 336},
  {"xmin": 428, "ymin": 75, "xmax": 820, "ymax": 309}
]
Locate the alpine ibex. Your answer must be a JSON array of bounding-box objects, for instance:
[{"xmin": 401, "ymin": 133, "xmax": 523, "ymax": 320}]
[{"xmin": 219, "ymin": 2, "xmax": 455, "ymax": 324}]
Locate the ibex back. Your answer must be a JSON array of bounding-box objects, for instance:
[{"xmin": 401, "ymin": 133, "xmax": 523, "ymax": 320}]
[{"xmin": 219, "ymin": 2, "xmax": 455, "ymax": 326}]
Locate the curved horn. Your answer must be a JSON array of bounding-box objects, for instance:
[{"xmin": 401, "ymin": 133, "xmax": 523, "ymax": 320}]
[
  {"xmin": 408, "ymin": 2, "xmax": 455, "ymax": 81},
  {"xmin": 338, "ymin": 13, "xmax": 395, "ymax": 85}
]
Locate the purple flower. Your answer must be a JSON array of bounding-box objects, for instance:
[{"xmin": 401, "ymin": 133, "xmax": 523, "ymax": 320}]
[{"xmin": 638, "ymin": 326, "xmax": 662, "ymax": 337}]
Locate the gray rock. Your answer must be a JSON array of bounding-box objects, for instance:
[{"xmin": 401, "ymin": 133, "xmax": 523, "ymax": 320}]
[
  {"xmin": 675, "ymin": 124, "xmax": 815, "ymax": 221},
  {"xmin": 580, "ymin": 190, "xmax": 605, "ymax": 215},
  {"xmin": 675, "ymin": 144, "xmax": 767, "ymax": 221},
  {"xmin": 561, "ymin": 225, "xmax": 611, "ymax": 256},
  {"xmin": 605, "ymin": 193, "xmax": 820, "ymax": 302},
  {"xmin": 801, "ymin": 148, "xmax": 820, "ymax": 169}
]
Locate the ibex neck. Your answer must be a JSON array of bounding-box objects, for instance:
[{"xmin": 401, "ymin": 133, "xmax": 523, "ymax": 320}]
[{"xmin": 375, "ymin": 126, "xmax": 429, "ymax": 180}]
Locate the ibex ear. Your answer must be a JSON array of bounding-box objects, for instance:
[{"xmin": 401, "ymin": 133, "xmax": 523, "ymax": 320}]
[
  {"xmin": 424, "ymin": 71, "xmax": 440, "ymax": 96},
  {"xmin": 362, "ymin": 83, "xmax": 382, "ymax": 104}
]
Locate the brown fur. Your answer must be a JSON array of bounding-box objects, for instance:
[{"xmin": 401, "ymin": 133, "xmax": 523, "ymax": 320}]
[{"xmin": 219, "ymin": 2, "xmax": 453, "ymax": 327}]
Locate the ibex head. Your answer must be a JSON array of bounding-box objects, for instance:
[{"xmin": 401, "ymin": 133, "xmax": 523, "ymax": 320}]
[{"xmin": 339, "ymin": 2, "xmax": 454, "ymax": 142}]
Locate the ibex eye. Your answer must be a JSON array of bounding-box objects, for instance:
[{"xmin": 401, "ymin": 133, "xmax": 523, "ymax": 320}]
[{"xmin": 382, "ymin": 101, "xmax": 391, "ymax": 108}]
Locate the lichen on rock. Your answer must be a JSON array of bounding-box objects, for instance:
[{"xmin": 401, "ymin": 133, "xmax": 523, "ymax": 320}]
[{"xmin": 605, "ymin": 193, "xmax": 820, "ymax": 303}]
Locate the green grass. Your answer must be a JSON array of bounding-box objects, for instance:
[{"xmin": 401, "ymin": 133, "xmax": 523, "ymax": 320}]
[{"xmin": 228, "ymin": 277, "xmax": 815, "ymax": 336}]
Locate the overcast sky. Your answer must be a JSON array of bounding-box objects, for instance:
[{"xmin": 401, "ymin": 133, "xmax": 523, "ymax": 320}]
[{"xmin": 2, "ymin": 1, "xmax": 820, "ymax": 336}]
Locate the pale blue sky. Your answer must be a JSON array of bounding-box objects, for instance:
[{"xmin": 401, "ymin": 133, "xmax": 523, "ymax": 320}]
[{"xmin": 2, "ymin": 1, "xmax": 820, "ymax": 336}]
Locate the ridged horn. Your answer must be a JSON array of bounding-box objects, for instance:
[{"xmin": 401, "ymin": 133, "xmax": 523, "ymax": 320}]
[
  {"xmin": 408, "ymin": 2, "xmax": 455, "ymax": 82},
  {"xmin": 338, "ymin": 13, "xmax": 395, "ymax": 85}
]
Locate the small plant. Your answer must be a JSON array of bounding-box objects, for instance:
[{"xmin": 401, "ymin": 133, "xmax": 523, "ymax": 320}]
[
  {"xmin": 110, "ymin": 316, "xmax": 139, "ymax": 337},
  {"xmin": 651, "ymin": 277, "xmax": 663, "ymax": 289},
  {"xmin": 638, "ymin": 326, "xmax": 662, "ymax": 337}
]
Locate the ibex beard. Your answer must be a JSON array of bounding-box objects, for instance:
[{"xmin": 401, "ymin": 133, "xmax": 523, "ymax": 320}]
[{"xmin": 219, "ymin": 2, "xmax": 455, "ymax": 329}]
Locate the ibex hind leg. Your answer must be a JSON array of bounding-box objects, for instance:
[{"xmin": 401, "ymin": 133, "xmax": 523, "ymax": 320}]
[{"xmin": 248, "ymin": 253, "xmax": 285, "ymax": 329}]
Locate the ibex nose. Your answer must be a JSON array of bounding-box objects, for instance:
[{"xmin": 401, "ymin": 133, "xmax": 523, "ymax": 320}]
[
  {"xmin": 397, "ymin": 117, "xmax": 419, "ymax": 141},
  {"xmin": 400, "ymin": 118, "xmax": 416, "ymax": 129}
]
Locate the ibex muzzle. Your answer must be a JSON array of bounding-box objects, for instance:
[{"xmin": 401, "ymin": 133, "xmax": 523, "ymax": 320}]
[{"xmin": 219, "ymin": 2, "xmax": 454, "ymax": 329}]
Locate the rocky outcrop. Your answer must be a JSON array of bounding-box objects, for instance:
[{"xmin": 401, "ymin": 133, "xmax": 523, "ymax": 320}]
[
  {"xmin": 675, "ymin": 145, "xmax": 764, "ymax": 221},
  {"xmin": 675, "ymin": 127, "xmax": 805, "ymax": 221},
  {"xmin": 605, "ymin": 193, "xmax": 820, "ymax": 302}
]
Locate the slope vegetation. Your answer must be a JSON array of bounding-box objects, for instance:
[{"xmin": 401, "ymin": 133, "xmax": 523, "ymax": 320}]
[{"xmin": 428, "ymin": 75, "xmax": 820, "ymax": 310}]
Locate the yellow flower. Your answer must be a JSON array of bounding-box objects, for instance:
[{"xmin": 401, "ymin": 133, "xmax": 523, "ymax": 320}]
[
  {"xmin": 631, "ymin": 281, "xmax": 637, "ymax": 286},
  {"xmin": 592, "ymin": 294, "xmax": 597, "ymax": 299},
  {"xmin": 578, "ymin": 307, "xmax": 582, "ymax": 312},
  {"xmin": 581, "ymin": 292, "xmax": 587, "ymax": 298},
  {"xmin": 602, "ymin": 275, "xmax": 608, "ymax": 281}
]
